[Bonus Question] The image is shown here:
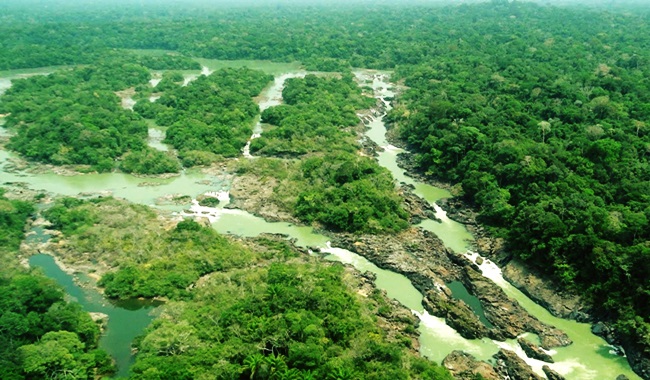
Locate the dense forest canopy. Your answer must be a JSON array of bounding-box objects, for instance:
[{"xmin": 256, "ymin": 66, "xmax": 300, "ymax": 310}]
[
  {"xmin": 0, "ymin": 1, "xmax": 648, "ymax": 71},
  {"xmin": 1, "ymin": 0, "xmax": 650, "ymax": 377}
]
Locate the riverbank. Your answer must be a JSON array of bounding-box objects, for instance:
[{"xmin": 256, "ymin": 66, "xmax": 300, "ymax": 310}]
[
  {"xmin": 327, "ymin": 231, "xmax": 571, "ymax": 348},
  {"xmin": 0, "ymin": 148, "xmax": 183, "ymax": 179},
  {"xmin": 214, "ymin": 70, "xmax": 646, "ymax": 379},
  {"xmin": 388, "ymin": 135, "xmax": 650, "ymax": 380}
]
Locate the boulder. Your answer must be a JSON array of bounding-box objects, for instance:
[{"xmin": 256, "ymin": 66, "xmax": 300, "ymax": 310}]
[
  {"xmin": 494, "ymin": 349, "xmax": 545, "ymax": 380},
  {"xmin": 518, "ymin": 337, "xmax": 554, "ymax": 363},
  {"xmin": 423, "ymin": 290, "xmax": 489, "ymax": 340},
  {"xmin": 461, "ymin": 265, "xmax": 572, "ymax": 348},
  {"xmin": 442, "ymin": 350, "xmax": 500, "ymax": 380},
  {"xmin": 542, "ymin": 365, "xmax": 565, "ymax": 380}
]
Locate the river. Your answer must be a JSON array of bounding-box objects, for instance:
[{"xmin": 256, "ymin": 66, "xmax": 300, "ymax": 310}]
[
  {"xmin": 25, "ymin": 227, "xmax": 161, "ymax": 378},
  {"xmin": 0, "ymin": 64, "xmax": 641, "ymax": 379}
]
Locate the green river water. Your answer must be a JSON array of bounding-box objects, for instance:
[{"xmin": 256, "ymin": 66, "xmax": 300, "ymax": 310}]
[
  {"xmin": 26, "ymin": 227, "xmax": 160, "ymax": 378},
  {"xmin": 1, "ymin": 65, "xmax": 641, "ymax": 379}
]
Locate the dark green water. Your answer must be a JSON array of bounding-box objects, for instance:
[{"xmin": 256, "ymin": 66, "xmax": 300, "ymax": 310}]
[
  {"xmin": 28, "ymin": 254, "xmax": 161, "ymax": 378},
  {"xmin": 447, "ymin": 281, "xmax": 494, "ymax": 328}
]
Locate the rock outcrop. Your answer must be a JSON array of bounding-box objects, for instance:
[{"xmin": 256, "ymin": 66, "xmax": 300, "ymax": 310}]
[
  {"xmin": 518, "ymin": 337, "xmax": 554, "ymax": 363},
  {"xmin": 399, "ymin": 184, "xmax": 439, "ymax": 224},
  {"xmin": 332, "ymin": 229, "xmax": 572, "ymax": 349},
  {"xmin": 423, "ymin": 289, "xmax": 489, "ymax": 340},
  {"xmin": 442, "ymin": 350, "xmax": 500, "ymax": 380},
  {"xmin": 456, "ymin": 257, "xmax": 572, "ymax": 349},
  {"xmin": 227, "ymin": 174, "xmax": 299, "ymax": 223},
  {"xmin": 494, "ymin": 349, "xmax": 545, "ymax": 380},
  {"xmin": 503, "ymin": 259, "xmax": 589, "ymax": 321},
  {"xmin": 542, "ymin": 365, "xmax": 566, "ymax": 380}
]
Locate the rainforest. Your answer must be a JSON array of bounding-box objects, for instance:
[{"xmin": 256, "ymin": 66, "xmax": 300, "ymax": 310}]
[{"xmin": 0, "ymin": 0, "xmax": 649, "ymax": 379}]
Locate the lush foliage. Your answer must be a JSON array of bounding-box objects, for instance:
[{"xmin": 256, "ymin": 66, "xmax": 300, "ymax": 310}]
[
  {"xmin": 3, "ymin": 0, "xmax": 650, "ymax": 375},
  {"xmin": 134, "ymin": 67, "xmax": 272, "ymax": 159},
  {"xmin": 44, "ymin": 198, "xmax": 255, "ymax": 300},
  {"xmin": 385, "ymin": 0, "xmax": 650, "ymax": 357},
  {"xmin": 251, "ymin": 73, "xmax": 375, "ymax": 157},
  {"xmin": 1, "ymin": 59, "xmax": 152, "ymax": 172},
  {"xmin": 295, "ymin": 153, "xmax": 409, "ymax": 233},
  {"xmin": 130, "ymin": 239, "xmax": 452, "ymax": 380},
  {"xmin": 0, "ymin": 189, "xmax": 34, "ymax": 252},
  {"xmin": 119, "ymin": 148, "xmax": 181, "ymax": 175},
  {"xmin": 134, "ymin": 54, "xmax": 201, "ymax": 71},
  {"xmin": 150, "ymin": 70, "xmax": 184, "ymax": 93},
  {"xmin": 40, "ymin": 197, "xmax": 452, "ymax": 379},
  {"xmin": 0, "ymin": 190, "xmax": 114, "ymax": 380},
  {"xmin": 243, "ymin": 73, "xmax": 407, "ymax": 234}
]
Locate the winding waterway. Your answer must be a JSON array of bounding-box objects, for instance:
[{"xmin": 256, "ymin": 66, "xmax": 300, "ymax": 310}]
[
  {"xmin": 25, "ymin": 227, "xmax": 160, "ymax": 378},
  {"xmin": 0, "ymin": 65, "xmax": 641, "ymax": 379}
]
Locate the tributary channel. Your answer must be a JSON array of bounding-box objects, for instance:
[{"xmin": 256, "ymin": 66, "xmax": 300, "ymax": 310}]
[{"xmin": 0, "ymin": 64, "xmax": 640, "ymax": 379}]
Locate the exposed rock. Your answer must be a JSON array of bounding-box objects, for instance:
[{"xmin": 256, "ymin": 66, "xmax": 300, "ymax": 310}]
[
  {"xmin": 89, "ymin": 312, "xmax": 109, "ymax": 323},
  {"xmin": 542, "ymin": 365, "xmax": 566, "ymax": 380},
  {"xmin": 155, "ymin": 193, "xmax": 193, "ymax": 206},
  {"xmin": 435, "ymin": 196, "xmax": 519, "ymax": 266},
  {"xmin": 621, "ymin": 339, "xmax": 650, "ymax": 380},
  {"xmin": 494, "ymin": 349, "xmax": 545, "ymax": 380},
  {"xmin": 228, "ymin": 174, "xmax": 300, "ymax": 223},
  {"xmin": 137, "ymin": 181, "xmax": 164, "ymax": 187},
  {"xmin": 361, "ymin": 270, "xmax": 377, "ymax": 282},
  {"xmin": 423, "ymin": 289, "xmax": 489, "ymax": 340},
  {"xmin": 591, "ymin": 321, "xmax": 618, "ymax": 345},
  {"xmin": 394, "ymin": 152, "xmax": 453, "ymax": 192},
  {"xmin": 436, "ymin": 196, "xmax": 477, "ymax": 225},
  {"xmin": 399, "ymin": 184, "xmax": 440, "ymax": 224},
  {"xmin": 332, "ymin": 229, "xmax": 572, "ymax": 349},
  {"xmin": 330, "ymin": 228, "xmax": 461, "ymax": 294},
  {"xmin": 504, "ymin": 259, "xmax": 588, "ymax": 321},
  {"xmin": 518, "ymin": 337, "xmax": 554, "ymax": 363},
  {"xmin": 89, "ymin": 312, "xmax": 109, "ymax": 333},
  {"xmin": 359, "ymin": 135, "xmax": 383, "ymax": 157},
  {"xmin": 0, "ymin": 182, "xmax": 49, "ymax": 202},
  {"xmin": 338, "ymin": 257, "xmax": 421, "ymax": 353},
  {"xmin": 442, "ymin": 350, "xmax": 500, "ymax": 380},
  {"xmin": 461, "ymin": 262, "xmax": 572, "ymax": 348},
  {"xmin": 390, "ymin": 127, "xmax": 647, "ymax": 380}
]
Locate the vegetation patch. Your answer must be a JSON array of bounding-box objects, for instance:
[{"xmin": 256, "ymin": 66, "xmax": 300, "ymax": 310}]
[
  {"xmin": 0, "ymin": 189, "xmax": 115, "ymax": 379},
  {"xmin": 134, "ymin": 67, "xmax": 273, "ymax": 160},
  {"xmin": 251, "ymin": 73, "xmax": 375, "ymax": 157}
]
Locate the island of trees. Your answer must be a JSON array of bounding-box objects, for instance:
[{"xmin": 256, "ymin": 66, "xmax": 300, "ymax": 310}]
[{"xmin": 0, "ymin": 0, "xmax": 649, "ymax": 378}]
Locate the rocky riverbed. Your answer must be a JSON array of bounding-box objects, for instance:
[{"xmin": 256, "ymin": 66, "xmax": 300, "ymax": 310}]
[
  {"xmin": 329, "ymin": 230, "xmax": 571, "ymax": 350},
  {"xmin": 390, "ymin": 144, "xmax": 650, "ymax": 379}
]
